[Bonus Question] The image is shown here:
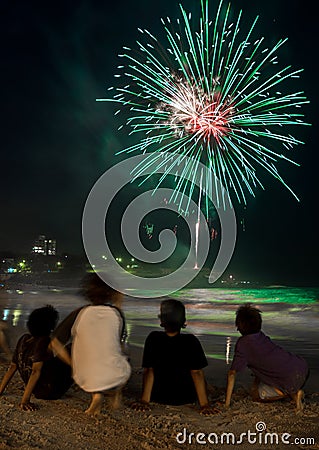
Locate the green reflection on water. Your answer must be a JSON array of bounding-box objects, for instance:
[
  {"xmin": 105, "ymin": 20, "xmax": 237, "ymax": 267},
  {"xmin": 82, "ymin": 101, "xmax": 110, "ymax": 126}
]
[
  {"xmin": 233, "ymin": 288, "xmax": 318, "ymax": 304},
  {"xmin": 173, "ymin": 287, "xmax": 319, "ymax": 304}
]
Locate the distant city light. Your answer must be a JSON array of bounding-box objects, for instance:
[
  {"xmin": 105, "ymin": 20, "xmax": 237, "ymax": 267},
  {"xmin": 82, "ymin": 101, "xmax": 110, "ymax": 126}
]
[
  {"xmin": 12, "ymin": 308, "xmax": 22, "ymax": 327},
  {"xmin": 3, "ymin": 309, "xmax": 9, "ymax": 321}
]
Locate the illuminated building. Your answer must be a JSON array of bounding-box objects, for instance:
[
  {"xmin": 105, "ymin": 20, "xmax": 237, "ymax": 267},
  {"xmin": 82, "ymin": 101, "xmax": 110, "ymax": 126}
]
[{"xmin": 32, "ymin": 235, "xmax": 56, "ymax": 256}]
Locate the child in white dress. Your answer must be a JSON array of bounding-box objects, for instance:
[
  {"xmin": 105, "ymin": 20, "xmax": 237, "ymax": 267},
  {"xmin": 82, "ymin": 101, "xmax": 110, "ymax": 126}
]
[
  {"xmin": 72, "ymin": 302, "xmax": 131, "ymax": 414},
  {"xmin": 63, "ymin": 273, "xmax": 131, "ymax": 415}
]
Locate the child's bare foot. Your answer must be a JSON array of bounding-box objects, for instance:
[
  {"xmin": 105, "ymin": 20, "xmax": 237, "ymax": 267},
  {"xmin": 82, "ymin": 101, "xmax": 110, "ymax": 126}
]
[
  {"xmin": 108, "ymin": 389, "xmax": 121, "ymax": 410},
  {"xmin": 292, "ymin": 390, "xmax": 304, "ymax": 414},
  {"xmin": 85, "ymin": 392, "xmax": 103, "ymax": 416}
]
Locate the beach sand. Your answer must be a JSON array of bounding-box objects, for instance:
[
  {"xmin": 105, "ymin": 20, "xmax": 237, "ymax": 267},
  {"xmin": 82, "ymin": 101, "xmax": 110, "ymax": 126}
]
[
  {"xmin": 1, "ymin": 347, "xmax": 318, "ymax": 450},
  {"xmin": 1, "ymin": 286, "xmax": 318, "ymax": 449}
]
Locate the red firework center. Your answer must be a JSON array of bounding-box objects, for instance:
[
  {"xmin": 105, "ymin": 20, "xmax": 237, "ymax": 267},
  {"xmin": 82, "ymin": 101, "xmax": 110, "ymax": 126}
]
[{"xmin": 185, "ymin": 92, "xmax": 233, "ymax": 142}]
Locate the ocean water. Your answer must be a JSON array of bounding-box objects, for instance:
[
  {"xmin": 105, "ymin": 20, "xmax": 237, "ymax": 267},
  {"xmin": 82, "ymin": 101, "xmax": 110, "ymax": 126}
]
[{"xmin": 1, "ymin": 286, "xmax": 318, "ymax": 390}]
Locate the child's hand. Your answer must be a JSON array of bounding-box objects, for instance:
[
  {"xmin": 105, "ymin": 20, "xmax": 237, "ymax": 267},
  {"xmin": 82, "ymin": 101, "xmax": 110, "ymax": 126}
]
[
  {"xmin": 19, "ymin": 402, "xmax": 39, "ymax": 411},
  {"xmin": 130, "ymin": 400, "xmax": 151, "ymax": 412},
  {"xmin": 199, "ymin": 404, "xmax": 221, "ymax": 416}
]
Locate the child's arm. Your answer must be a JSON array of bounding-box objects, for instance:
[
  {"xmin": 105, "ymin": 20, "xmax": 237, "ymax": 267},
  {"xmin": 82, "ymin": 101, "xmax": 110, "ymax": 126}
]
[
  {"xmin": 131, "ymin": 367, "xmax": 154, "ymax": 411},
  {"xmin": 141, "ymin": 367, "xmax": 154, "ymax": 404},
  {"xmin": 225, "ymin": 369, "xmax": 236, "ymax": 408},
  {"xmin": 50, "ymin": 337, "xmax": 72, "ymax": 366},
  {"xmin": 0, "ymin": 362, "xmax": 17, "ymax": 395},
  {"xmin": 19, "ymin": 361, "xmax": 43, "ymax": 411},
  {"xmin": 191, "ymin": 369, "xmax": 220, "ymax": 415},
  {"xmin": 190, "ymin": 369, "xmax": 209, "ymax": 407}
]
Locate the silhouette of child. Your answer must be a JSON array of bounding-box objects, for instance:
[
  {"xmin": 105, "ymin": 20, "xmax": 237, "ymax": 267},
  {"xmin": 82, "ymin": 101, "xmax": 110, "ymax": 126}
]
[
  {"xmin": 0, "ymin": 305, "xmax": 72, "ymax": 410},
  {"xmin": 132, "ymin": 299, "xmax": 219, "ymax": 415}
]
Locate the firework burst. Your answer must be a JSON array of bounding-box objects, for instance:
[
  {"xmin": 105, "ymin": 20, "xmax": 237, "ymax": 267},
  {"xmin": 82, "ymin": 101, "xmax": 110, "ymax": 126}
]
[{"xmin": 98, "ymin": 0, "xmax": 309, "ymax": 211}]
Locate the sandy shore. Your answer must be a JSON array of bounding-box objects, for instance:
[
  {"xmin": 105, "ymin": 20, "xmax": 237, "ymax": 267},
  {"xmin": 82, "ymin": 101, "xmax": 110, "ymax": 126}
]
[{"xmin": 1, "ymin": 351, "xmax": 318, "ymax": 450}]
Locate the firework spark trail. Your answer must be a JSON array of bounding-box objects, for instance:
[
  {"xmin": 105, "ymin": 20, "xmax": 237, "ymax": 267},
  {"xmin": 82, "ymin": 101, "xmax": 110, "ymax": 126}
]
[
  {"xmin": 97, "ymin": 0, "xmax": 309, "ymax": 213},
  {"xmin": 194, "ymin": 168, "xmax": 203, "ymax": 270}
]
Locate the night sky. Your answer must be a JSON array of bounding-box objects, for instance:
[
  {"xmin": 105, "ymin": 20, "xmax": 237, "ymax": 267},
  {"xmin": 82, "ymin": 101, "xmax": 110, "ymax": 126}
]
[{"xmin": 1, "ymin": 0, "xmax": 317, "ymax": 284}]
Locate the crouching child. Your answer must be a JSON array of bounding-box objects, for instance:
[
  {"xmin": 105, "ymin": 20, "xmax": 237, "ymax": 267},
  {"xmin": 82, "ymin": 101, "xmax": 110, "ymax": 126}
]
[{"xmin": 225, "ymin": 304, "xmax": 308, "ymax": 413}]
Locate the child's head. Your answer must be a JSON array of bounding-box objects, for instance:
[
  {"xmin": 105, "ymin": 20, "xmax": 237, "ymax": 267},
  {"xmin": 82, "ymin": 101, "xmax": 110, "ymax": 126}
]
[
  {"xmin": 235, "ymin": 304, "xmax": 262, "ymax": 335},
  {"xmin": 27, "ymin": 305, "xmax": 59, "ymax": 337},
  {"xmin": 159, "ymin": 299, "xmax": 186, "ymax": 333},
  {"xmin": 80, "ymin": 272, "xmax": 122, "ymax": 306}
]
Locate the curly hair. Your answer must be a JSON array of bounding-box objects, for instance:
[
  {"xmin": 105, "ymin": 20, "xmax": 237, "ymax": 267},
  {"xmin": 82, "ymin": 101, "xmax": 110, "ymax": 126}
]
[
  {"xmin": 27, "ymin": 305, "xmax": 59, "ymax": 337},
  {"xmin": 235, "ymin": 304, "xmax": 262, "ymax": 335}
]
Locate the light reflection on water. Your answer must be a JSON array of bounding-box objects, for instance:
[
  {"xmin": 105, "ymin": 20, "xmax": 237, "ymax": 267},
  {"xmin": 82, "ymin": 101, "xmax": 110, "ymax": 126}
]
[{"xmin": 1, "ymin": 286, "xmax": 318, "ymax": 389}]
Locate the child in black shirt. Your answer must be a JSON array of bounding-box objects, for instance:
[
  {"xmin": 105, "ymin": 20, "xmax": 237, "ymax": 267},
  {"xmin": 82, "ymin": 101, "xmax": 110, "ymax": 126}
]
[{"xmin": 132, "ymin": 299, "xmax": 219, "ymax": 415}]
